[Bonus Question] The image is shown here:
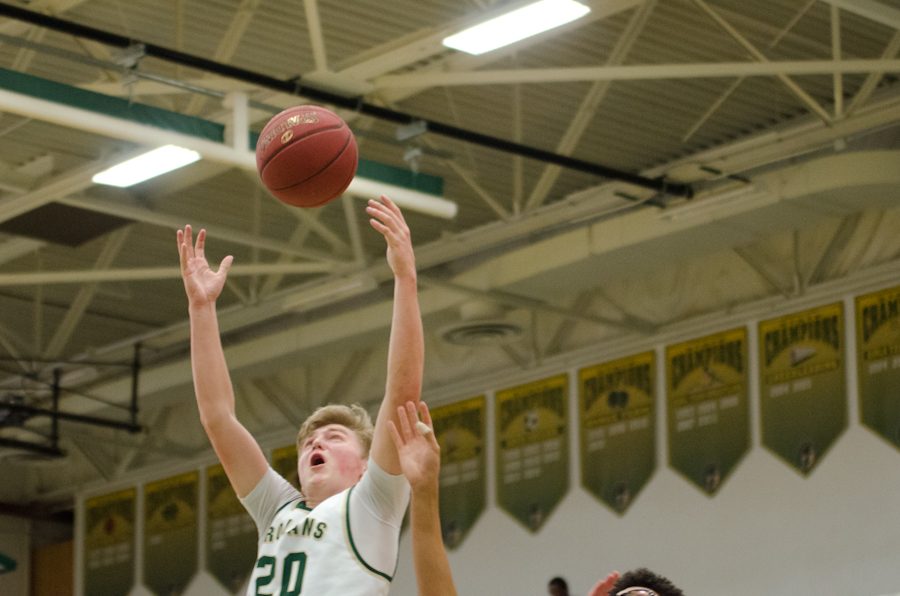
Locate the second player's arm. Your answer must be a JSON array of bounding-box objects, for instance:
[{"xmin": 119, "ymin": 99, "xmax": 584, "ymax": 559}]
[
  {"xmin": 389, "ymin": 402, "xmax": 458, "ymax": 596},
  {"xmin": 410, "ymin": 469, "xmax": 457, "ymax": 596},
  {"xmin": 367, "ymin": 197, "xmax": 424, "ymax": 475},
  {"xmin": 180, "ymin": 226, "xmax": 268, "ymax": 498}
]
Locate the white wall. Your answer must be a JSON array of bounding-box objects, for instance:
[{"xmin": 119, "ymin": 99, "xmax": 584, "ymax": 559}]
[{"xmin": 391, "ymin": 423, "xmax": 900, "ymax": 596}]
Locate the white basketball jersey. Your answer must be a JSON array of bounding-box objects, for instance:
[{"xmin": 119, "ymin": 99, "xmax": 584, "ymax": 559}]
[{"xmin": 242, "ymin": 464, "xmax": 409, "ymax": 596}]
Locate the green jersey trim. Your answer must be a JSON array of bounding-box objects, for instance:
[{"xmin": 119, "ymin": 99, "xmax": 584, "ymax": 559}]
[
  {"xmin": 273, "ymin": 497, "xmax": 303, "ymax": 518},
  {"xmin": 344, "ymin": 486, "xmax": 393, "ymax": 582}
]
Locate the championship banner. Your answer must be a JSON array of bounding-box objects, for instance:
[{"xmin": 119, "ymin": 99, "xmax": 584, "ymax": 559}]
[
  {"xmin": 431, "ymin": 396, "xmax": 486, "ymax": 549},
  {"xmin": 579, "ymin": 351, "xmax": 655, "ymax": 513},
  {"xmin": 496, "ymin": 375, "xmax": 568, "ymax": 532},
  {"xmin": 83, "ymin": 488, "xmax": 135, "ymax": 596},
  {"xmin": 206, "ymin": 465, "xmax": 257, "ymax": 593},
  {"xmin": 143, "ymin": 471, "xmax": 198, "ymax": 595},
  {"xmin": 272, "ymin": 444, "xmax": 300, "ymax": 489},
  {"xmin": 760, "ymin": 303, "xmax": 846, "ymax": 475},
  {"xmin": 857, "ymin": 286, "xmax": 900, "ymax": 450},
  {"xmin": 666, "ymin": 328, "xmax": 749, "ymax": 495}
]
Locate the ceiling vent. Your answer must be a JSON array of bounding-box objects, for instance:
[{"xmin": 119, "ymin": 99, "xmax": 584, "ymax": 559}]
[{"xmin": 439, "ymin": 300, "xmax": 524, "ymax": 347}]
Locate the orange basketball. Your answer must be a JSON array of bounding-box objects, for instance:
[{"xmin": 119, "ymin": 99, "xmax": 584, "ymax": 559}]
[{"xmin": 255, "ymin": 105, "xmax": 358, "ymax": 207}]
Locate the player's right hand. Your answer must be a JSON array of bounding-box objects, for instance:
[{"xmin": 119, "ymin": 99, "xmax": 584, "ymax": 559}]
[
  {"xmin": 177, "ymin": 225, "xmax": 233, "ymax": 308},
  {"xmin": 366, "ymin": 195, "xmax": 416, "ymax": 282}
]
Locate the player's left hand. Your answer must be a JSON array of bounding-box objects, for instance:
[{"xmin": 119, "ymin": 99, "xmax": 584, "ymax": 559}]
[
  {"xmin": 388, "ymin": 401, "xmax": 439, "ymax": 491},
  {"xmin": 366, "ymin": 195, "xmax": 416, "ymax": 281},
  {"xmin": 587, "ymin": 571, "xmax": 620, "ymax": 596}
]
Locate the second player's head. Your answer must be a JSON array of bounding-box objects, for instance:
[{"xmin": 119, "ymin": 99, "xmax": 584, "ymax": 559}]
[
  {"xmin": 296, "ymin": 404, "xmax": 374, "ymax": 502},
  {"xmin": 548, "ymin": 576, "xmax": 569, "ymax": 596},
  {"xmin": 608, "ymin": 568, "xmax": 684, "ymax": 596}
]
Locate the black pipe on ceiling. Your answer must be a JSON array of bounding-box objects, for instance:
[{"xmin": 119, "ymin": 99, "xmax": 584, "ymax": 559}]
[
  {"xmin": 0, "ymin": 402, "xmax": 142, "ymax": 433},
  {"xmin": 0, "ymin": 437, "xmax": 63, "ymax": 457},
  {"xmin": 0, "ymin": 3, "xmax": 693, "ymax": 199}
]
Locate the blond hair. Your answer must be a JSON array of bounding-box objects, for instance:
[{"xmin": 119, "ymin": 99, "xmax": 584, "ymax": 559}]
[{"xmin": 295, "ymin": 403, "xmax": 374, "ymax": 456}]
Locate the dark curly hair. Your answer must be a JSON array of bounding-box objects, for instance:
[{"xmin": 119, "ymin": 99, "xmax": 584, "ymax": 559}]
[{"xmin": 609, "ymin": 568, "xmax": 684, "ymax": 596}]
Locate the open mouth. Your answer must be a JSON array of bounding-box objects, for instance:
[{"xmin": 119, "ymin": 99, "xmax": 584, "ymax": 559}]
[{"xmin": 310, "ymin": 453, "xmax": 326, "ymax": 468}]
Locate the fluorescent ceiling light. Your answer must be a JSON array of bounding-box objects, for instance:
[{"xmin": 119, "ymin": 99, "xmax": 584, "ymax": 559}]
[
  {"xmin": 92, "ymin": 145, "xmax": 201, "ymax": 187},
  {"xmin": 442, "ymin": 0, "xmax": 591, "ymax": 55}
]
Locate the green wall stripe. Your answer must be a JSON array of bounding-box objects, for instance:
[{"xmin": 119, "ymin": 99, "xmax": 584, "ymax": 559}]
[
  {"xmin": 356, "ymin": 159, "xmax": 443, "ymax": 196},
  {"xmin": 0, "ymin": 68, "xmax": 443, "ymax": 195},
  {"xmin": 0, "ymin": 67, "xmax": 225, "ymax": 144}
]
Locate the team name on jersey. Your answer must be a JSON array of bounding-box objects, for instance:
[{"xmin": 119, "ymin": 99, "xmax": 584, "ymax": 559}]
[{"xmin": 264, "ymin": 515, "xmax": 327, "ymax": 543}]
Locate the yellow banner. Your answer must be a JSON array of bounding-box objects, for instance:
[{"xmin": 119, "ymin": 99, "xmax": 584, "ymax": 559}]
[
  {"xmin": 206, "ymin": 464, "xmax": 258, "ymax": 591},
  {"xmin": 84, "ymin": 488, "xmax": 136, "ymax": 595},
  {"xmin": 579, "ymin": 351, "xmax": 656, "ymax": 513},
  {"xmin": 272, "ymin": 444, "xmax": 300, "ymax": 488},
  {"xmin": 759, "ymin": 303, "xmax": 846, "ymax": 474},
  {"xmin": 207, "ymin": 464, "xmax": 244, "ymax": 518},
  {"xmin": 581, "ymin": 351, "xmax": 654, "ymax": 427},
  {"xmin": 666, "ymin": 328, "xmax": 749, "ymax": 494},
  {"xmin": 760, "ymin": 302, "xmax": 843, "ymax": 385},
  {"xmin": 431, "ymin": 396, "xmax": 486, "ymax": 549},
  {"xmin": 145, "ymin": 471, "xmax": 198, "ymax": 494},
  {"xmin": 496, "ymin": 374, "xmax": 568, "ymax": 449},
  {"xmin": 667, "ymin": 327, "xmax": 747, "ymax": 402},
  {"xmin": 433, "ymin": 396, "xmax": 485, "ymax": 463},
  {"xmin": 144, "ymin": 471, "xmax": 198, "ymax": 534},
  {"xmin": 86, "ymin": 488, "xmax": 135, "ymax": 510},
  {"xmin": 143, "ymin": 471, "xmax": 199, "ymax": 594},
  {"xmin": 856, "ymin": 285, "xmax": 900, "ymax": 450},
  {"xmin": 496, "ymin": 374, "xmax": 569, "ymax": 532},
  {"xmin": 85, "ymin": 488, "xmax": 135, "ymax": 549},
  {"xmin": 857, "ymin": 285, "xmax": 900, "ymax": 361}
]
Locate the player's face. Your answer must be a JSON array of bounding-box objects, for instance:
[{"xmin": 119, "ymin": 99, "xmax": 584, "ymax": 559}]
[{"xmin": 297, "ymin": 423, "xmax": 367, "ymax": 498}]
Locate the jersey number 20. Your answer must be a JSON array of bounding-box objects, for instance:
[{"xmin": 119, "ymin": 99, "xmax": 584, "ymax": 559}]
[{"xmin": 255, "ymin": 552, "xmax": 307, "ymax": 595}]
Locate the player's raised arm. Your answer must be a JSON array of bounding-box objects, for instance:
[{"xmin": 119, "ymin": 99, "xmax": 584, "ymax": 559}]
[
  {"xmin": 366, "ymin": 196, "xmax": 424, "ymax": 475},
  {"xmin": 389, "ymin": 401, "xmax": 458, "ymax": 596},
  {"xmin": 178, "ymin": 225, "xmax": 268, "ymax": 497}
]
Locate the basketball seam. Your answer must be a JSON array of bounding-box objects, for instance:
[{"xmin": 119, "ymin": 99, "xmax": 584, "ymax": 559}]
[
  {"xmin": 261, "ymin": 123, "xmax": 347, "ymax": 188},
  {"xmin": 267, "ymin": 132, "xmax": 355, "ymax": 198},
  {"xmin": 272, "ymin": 138, "xmax": 355, "ymax": 207}
]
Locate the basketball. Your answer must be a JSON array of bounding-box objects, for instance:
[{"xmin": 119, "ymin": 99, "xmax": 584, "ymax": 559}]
[{"xmin": 255, "ymin": 105, "xmax": 358, "ymax": 208}]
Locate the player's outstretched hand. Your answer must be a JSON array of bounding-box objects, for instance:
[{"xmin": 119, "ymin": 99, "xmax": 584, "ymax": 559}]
[
  {"xmin": 587, "ymin": 571, "xmax": 620, "ymax": 596},
  {"xmin": 388, "ymin": 401, "xmax": 439, "ymax": 491},
  {"xmin": 366, "ymin": 195, "xmax": 416, "ymax": 281},
  {"xmin": 177, "ymin": 225, "xmax": 233, "ymax": 308}
]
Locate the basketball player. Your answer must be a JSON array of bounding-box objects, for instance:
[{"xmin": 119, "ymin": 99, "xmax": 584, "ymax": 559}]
[
  {"xmin": 548, "ymin": 576, "xmax": 572, "ymax": 596},
  {"xmin": 594, "ymin": 568, "xmax": 684, "ymax": 596},
  {"xmin": 388, "ymin": 400, "xmax": 458, "ymax": 596},
  {"xmin": 177, "ymin": 195, "xmax": 422, "ymax": 595}
]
